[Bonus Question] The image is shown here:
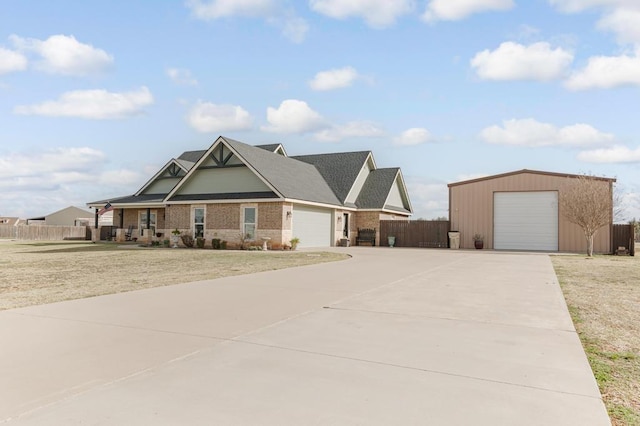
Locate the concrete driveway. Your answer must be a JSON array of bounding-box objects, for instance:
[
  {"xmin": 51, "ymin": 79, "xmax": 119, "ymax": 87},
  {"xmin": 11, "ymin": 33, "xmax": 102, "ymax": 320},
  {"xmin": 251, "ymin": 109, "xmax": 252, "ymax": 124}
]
[{"xmin": 0, "ymin": 248, "xmax": 609, "ymax": 425}]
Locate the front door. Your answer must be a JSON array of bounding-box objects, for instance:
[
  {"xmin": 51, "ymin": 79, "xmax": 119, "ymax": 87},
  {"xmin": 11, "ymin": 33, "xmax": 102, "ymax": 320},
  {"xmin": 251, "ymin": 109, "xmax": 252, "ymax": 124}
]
[{"xmin": 343, "ymin": 213, "xmax": 349, "ymax": 237}]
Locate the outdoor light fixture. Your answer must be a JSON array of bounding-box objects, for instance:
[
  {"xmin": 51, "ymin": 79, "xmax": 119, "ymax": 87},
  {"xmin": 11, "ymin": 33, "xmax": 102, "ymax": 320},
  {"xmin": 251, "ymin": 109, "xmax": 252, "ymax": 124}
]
[{"xmin": 286, "ymin": 211, "xmax": 292, "ymax": 218}]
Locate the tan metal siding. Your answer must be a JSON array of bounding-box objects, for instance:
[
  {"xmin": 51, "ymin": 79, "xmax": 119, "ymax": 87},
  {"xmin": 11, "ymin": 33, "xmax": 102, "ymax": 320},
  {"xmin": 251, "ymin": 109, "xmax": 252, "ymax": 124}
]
[{"xmin": 449, "ymin": 173, "xmax": 611, "ymax": 253}]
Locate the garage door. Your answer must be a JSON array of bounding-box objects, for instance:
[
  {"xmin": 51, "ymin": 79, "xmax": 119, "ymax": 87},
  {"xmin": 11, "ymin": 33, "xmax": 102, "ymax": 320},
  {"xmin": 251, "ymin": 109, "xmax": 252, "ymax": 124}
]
[
  {"xmin": 494, "ymin": 191, "xmax": 558, "ymax": 251},
  {"xmin": 291, "ymin": 205, "xmax": 332, "ymax": 248}
]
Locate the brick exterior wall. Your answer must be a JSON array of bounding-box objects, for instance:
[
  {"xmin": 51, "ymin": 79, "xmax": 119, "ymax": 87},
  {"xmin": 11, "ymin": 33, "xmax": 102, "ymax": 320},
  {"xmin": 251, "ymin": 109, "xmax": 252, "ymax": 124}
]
[
  {"xmin": 354, "ymin": 211, "xmax": 382, "ymax": 246},
  {"xmin": 208, "ymin": 203, "xmax": 240, "ymax": 229},
  {"xmin": 166, "ymin": 205, "xmax": 190, "ymax": 231},
  {"xmin": 162, "ymin": 202, "xmax": 289, "ymax": 248},
  {"xmin": 258, "ymin": 202, "xmax": 284, "ymax": 229}
]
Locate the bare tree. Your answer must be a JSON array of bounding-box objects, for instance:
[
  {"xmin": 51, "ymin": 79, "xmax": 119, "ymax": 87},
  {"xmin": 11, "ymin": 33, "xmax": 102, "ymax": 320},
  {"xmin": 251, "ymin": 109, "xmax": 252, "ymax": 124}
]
[{"xmin": 560, "ymin": 175, "xmax": 617, "ymax": 256}]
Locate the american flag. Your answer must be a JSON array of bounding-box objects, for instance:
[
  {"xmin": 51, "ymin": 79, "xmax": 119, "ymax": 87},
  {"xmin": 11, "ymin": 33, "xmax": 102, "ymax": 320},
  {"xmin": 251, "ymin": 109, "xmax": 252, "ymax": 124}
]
[{"xmin": 98, "ymin": 202, "xmax": 113, "ymax": 216}]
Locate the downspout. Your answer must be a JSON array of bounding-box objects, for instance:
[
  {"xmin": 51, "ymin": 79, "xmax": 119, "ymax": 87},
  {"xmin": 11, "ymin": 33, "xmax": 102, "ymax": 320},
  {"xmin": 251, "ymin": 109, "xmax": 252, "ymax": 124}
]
[{"xmin": 120, "ymin": 208, "xmax": 124, "ymax": 229}]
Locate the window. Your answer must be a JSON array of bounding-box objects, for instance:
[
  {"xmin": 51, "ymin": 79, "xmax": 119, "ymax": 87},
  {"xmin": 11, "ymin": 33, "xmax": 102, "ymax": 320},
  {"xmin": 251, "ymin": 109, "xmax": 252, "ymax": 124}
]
[
  {"xmin": 139, "ymin": 211, "xmax": 157, "ymax": 233},
  {"xmin": 243, "ymin": 207, "xmax": 256, "ymax": 240},
  {"xmin": 194, "ymin": 207, "xmax": 205, "ymax": 238}
]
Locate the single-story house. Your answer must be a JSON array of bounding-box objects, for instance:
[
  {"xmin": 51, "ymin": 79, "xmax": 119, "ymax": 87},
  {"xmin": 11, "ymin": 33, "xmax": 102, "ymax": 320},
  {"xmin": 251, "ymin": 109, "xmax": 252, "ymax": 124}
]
[
  {"xmin": 88, "ymin": 136, "xmax": 412, "ymax": 248},
  {"xmin": 0, "ymin": 217, "xmax": 25, "ymax": 226},
  {"xmin": 27, "ymin": 206, "xmax": 98, "ymax": 226},
  {"xmin": 448, "ymin": 169, "xmax": 615, "ymax": 253}
]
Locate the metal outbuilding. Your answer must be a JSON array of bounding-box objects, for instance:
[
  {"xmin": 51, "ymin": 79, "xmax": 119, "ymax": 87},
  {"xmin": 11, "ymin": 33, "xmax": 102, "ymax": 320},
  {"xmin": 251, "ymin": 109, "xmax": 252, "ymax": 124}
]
[{"xmin": 448, "ymin": 169, "xmax": 615, "ymax": 253}]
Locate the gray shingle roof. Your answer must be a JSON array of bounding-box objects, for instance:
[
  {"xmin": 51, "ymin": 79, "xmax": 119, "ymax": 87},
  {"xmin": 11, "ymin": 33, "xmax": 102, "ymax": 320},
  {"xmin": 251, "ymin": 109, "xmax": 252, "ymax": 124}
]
[
  {"xmin": 88, "ymin": 137, "xmax": 410, "ymax": 214},
  {"xmin": 223, "ymin": 137, "xmax": 341, "ymax": 206},
  {"xmin": 88, "ymin": 193, "xmax": 166, "ymax": 205},
  {"xmin": 255, "ymin": 144, "xmax": 281, "ymax": 152},
  {"xmin": 291, "ymin": 151, "xmax": 371, "ymax": 203},
  {"xmin": 178, "ymin": 150, "xmax": 206, "ymax": 163},
  {"xmin": 356, "ymin": 168, "xmax": 400, "ymax": 209}
]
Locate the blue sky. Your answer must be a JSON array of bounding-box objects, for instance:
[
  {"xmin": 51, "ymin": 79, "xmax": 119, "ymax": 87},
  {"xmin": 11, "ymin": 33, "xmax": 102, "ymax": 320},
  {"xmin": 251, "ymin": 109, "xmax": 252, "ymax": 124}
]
[{"xmin": 1, "ymin": 0, "xmax": 640, "ymax": 220}]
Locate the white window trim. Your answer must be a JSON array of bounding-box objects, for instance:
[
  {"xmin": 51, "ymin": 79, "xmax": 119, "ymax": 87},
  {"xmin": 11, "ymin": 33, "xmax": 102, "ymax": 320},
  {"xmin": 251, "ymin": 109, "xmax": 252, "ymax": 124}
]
[
  {"xmin": 138, "ymin": 210, "xmax": 158, "ymax": 233},
  {"xmin": 242, "ymin": 205, "xmax": 257, "ymax": 241},
  {"xmin": 192, "ymin": 206, "xmax": 206, "ymax": 238}
]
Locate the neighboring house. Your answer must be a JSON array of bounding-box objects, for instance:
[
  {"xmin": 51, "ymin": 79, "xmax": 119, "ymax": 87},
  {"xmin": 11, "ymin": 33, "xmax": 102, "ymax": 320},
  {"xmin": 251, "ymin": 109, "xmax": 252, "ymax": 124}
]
[
  {"xmin": 448, "ymin": 169, "xmax": 615, "ymax": 253},
  {"xmin": 87, "ymin": 136, "xmax": 412, "ymax": 248},
  {"xmin": 0, "ymin": 217, "xmax": 25, "ymax": 226},
  {"xmin": 27, "ymin": 206, "xmax": 96, "ymax": 226}
]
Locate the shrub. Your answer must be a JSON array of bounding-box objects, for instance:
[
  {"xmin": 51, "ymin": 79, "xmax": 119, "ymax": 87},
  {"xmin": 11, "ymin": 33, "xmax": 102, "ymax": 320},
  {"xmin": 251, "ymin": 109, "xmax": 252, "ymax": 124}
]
[
  {"xmin": 212, "ymin": 238, "xmax": 221, "ymax": 249},
  {"xmin": 196, "ymin": 237, "xmax": 205, "ymax": 249},
  {"xmin": 181, "ymin": 234, "xmax": 194, "ymax": 248},
  {"xmin": 220, "ymin": 240, "xmax": 227, "ymax": 249}
]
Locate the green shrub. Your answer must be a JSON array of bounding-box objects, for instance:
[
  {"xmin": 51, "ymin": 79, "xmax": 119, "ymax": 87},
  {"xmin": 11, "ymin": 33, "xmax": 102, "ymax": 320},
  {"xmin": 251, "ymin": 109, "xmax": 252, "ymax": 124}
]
[{"xmin": 181, "ymin": 234, "xmax": 194, "ymax": 248}]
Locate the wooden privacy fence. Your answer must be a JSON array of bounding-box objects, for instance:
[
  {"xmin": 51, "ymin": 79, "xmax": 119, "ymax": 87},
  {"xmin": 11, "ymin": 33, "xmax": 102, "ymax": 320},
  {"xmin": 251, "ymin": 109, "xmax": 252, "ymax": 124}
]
[
  {"xmin": 0, "ymin": 224, "xmax": 89, "ymax": 241},
  {"xmin": 612, "ymin": 223, "xmax": 635, "ymax": 256},
  {"xmin": 379, "ymin": 220, "xmax": 450, "ymax": 248}
]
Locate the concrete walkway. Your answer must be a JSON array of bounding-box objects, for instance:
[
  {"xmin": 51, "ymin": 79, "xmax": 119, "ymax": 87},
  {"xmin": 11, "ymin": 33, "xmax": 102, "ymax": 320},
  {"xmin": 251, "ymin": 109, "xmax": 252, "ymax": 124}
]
[{"xmin": 0, "ymin": 249, "xmax": 610, "ymax": 425}]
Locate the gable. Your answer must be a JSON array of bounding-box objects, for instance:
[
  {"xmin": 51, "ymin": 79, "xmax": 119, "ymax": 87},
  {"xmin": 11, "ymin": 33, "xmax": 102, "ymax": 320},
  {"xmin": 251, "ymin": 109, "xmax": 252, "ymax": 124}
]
[
  {"xmin": 167, "ymin": 137, "xmax": 279, "ymax": 200},
  {"xmin": 177, "ymin": 166, "xmax": 272, "ymax": 195},
  {"xmin": 345, "ymin": 156, "xmax": 374, "ymax": 204},
  {"xmin": 386, "ymin": 178, "xmax": 410, "ymax": 210},
  {"xmin": 139, "ymin": 162, "xmax": 187, "ymax": 195},
  {"xmin": 292, "ymin": 151, "xmax": 372, "ymax": 204}
]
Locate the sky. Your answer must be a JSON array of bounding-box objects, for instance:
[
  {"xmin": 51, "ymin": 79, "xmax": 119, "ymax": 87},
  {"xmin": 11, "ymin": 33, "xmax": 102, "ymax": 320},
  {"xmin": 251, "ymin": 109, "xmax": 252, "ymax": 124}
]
[{"xmin": 1, "ymin": 0, "xmax": 640, "ymax": 221}]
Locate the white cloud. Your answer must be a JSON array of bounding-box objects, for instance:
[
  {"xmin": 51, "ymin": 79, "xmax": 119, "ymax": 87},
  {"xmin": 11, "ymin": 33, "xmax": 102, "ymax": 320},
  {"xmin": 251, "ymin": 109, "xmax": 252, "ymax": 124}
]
[
  {"xmin": 471, "ymin": 42, "xmax": 573, "ymax": 81},
  {"xmin": 314, "ymin": 121, "xmax": 384, "ymax": 142},
  {"xmin": 597, "ymin": 8, "xmax": 640, "ymax": 45},
  {"xmin": 565, "ymin": 54, "xmax": 640, "ymax": 89},
  {"xmin": 0, "ymin": 147, "xmax": 146, "ymax": 218},
  {"xmin": 277, "ymin": 14, "xmax": 309, "ymax": 44},
  {"xmin": 549, "ymin": 1, "xmax": 640, "ymax": 46},
  {"xmin": 549, "ymin": 0, "xmax": 640, "ymax": 14},
  {"xmin": 186, "ymin": 0, "xmax": 276, "ymax": 19},
  {"xmin": 187, "ymin": 0, "xmax": 308, "ymax": 43},
  {"xmin": 309, "ymin": 66, "xmax": 359, "ymax": 91},
  {"xmin": 0, "ymin": 47, "xmax": 28, "ymax": 74},
  {"xmin": 10, "ymin": 34, "xmax": 113, "ymax": 76},
  {"xmin": 480, "ymin": 118, "xmax": 615, "ymax": 147},
  {"xmin": 0, "ymin": 147, "xmax": 106, "ymax": 180},
  {"xmin": 261, "ymin": 99, "xmax": 327, "ymax": 134},
  {"xmin": 423, "ymin": 0, "xmax": 514, "ymax": 22},
  {"xmin": 393, "ymin": 128, "xmax": 434, "ymax": 146},
  {"xmin": 187, "ymin": 101, "xmax": 253, "ymax": 132},
  {"xmin": 404, "ymin": 176, "xmax": 449, "ymax": 219},
  {"xmin": 309, "ymin": 0, "xmax": 415, "ymax": 28},
  {"xmin": 167, "ymin": 68, "xmax": 198, "ymax": 86},
  {"xmin": 14, "ymin": 86, "xmax": 154, "ymax": 119},
  {"xmin": 578, "ymin": 145, "xmax": 640, "ymax": 163}
]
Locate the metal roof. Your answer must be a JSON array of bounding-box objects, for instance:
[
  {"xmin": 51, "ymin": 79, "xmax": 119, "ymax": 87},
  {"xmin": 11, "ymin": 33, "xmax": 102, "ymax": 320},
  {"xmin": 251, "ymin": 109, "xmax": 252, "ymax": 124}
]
[{"xmin": 448, "ymin": 169, "xmax": 616, "ymax": 187}]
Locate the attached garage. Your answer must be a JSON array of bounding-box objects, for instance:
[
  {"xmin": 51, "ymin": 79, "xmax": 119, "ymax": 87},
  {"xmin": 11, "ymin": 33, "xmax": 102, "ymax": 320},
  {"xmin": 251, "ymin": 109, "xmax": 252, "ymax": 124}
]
[
  {"xmin": 291, "ymin": 205, "xmax": 333, "ymax": 248},
  {"xmin": 448, "ymin": 169, "xmax": 615, "ymax": 253},
  {"xmin": 493, "ymin": 192, "xmax": 558, "ymax": 251}
]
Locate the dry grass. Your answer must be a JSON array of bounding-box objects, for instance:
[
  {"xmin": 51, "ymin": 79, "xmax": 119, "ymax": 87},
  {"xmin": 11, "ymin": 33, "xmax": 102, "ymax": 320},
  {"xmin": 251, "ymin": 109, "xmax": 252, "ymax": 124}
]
[
  {"xmin": 552, "ymin": 254, "xmax": 640, "ymax": 426},
  {"xmin": 0, "ymin": 240, "xmax": 349, "ymax": 311}
]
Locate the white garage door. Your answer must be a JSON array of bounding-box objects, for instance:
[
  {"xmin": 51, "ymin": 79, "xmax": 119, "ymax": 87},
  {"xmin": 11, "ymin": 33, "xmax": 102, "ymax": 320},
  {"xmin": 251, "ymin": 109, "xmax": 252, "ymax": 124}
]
[
  {"xmin": 292, "ymin": 205, "xmax": 332, "ymax": 248},
  {"xmin": 494, "ymin": 191, "xmax": 558, "ymax": 251}
]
